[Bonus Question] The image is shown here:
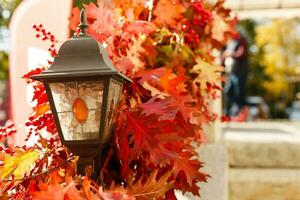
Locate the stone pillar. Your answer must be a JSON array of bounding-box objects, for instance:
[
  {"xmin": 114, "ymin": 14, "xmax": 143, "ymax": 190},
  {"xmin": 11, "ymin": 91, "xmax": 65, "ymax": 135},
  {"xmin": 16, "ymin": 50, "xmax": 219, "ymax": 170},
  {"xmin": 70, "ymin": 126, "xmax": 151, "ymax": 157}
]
[
  {"xmin": 176, "ymin": 88, "xmax": 228, "ymax": 200},
  {"xmin": 196, "ymin": 91, "xmax": 228, "ymax": 200},
  {"xmin": 175, "ymin": 144, "xmax": 228, "ymax": 200}
]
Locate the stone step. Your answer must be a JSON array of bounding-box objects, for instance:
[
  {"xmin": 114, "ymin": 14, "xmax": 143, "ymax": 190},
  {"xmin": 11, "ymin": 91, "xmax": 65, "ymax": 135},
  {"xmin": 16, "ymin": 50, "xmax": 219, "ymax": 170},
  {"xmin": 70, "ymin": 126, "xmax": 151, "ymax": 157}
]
[
  {"xmin": 223, "ymin": 122, "xmax": 300, "ymax": 168},
  {"xmin": 229, "ymin": 168, "xmax": 300, "ymax": 200}
]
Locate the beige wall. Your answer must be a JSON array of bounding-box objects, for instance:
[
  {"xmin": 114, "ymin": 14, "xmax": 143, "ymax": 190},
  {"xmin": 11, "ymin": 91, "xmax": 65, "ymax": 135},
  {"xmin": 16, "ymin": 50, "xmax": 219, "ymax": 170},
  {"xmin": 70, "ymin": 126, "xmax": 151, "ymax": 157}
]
[{"xmin": 9, "ymin": 0, "xmax": 72, "ymax": 145}]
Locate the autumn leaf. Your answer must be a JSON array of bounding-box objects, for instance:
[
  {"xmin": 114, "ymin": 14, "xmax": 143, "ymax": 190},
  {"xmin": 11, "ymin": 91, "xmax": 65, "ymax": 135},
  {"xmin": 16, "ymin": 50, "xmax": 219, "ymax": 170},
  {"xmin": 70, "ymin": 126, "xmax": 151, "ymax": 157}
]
[
  {"xmin": 33, "ymin": 104, "xmax": 50, "ymax": 118},
  {"xmin": 211, "ymin": 13, "xmax": 230, "ymax": 42},
  {"xmin": 116, "ymin": 109, "xmax": 199, "ymax": 173},
  {"xmin": 82, "ymin": 177, "xmax": 91, "ymax": 200},
  {"xmin": 69, "ymin": 7, "xmax": 80, "ymax": 31},
  {"xmin": 0, "ymin": 149, "xmax": 39, "ymax": 179},
  {"xmin": 85, "ymin": 1, "xmax": 120, "ymax": 42},
  {"xmin": 113, "ymin": 34, "xmax": 146, "ymax": 76},
  {"xmin": 140, "ymin": 97, "xmax": 178, "ymax": 121},
  {"xmin": 138, "ymin": 67, "xmax": 200, "ymax": 123},
  {"xmin": 125, "ymin": 111, "xmax": 159, "ymax": 152},
  {"xmin": 126, "ymin": 21, "xmax": 156, "ymax": 35},
  {"xmin": 191, "ymin": 57, "xmax": 223, "ymax": 90},
  {"xmin": 33, "ymin": 180, "xmax": 86, "ymax": 200},
  {"xmin": 173, "ymin": 151, "xmax": 207, "ymax": 186},
  {"xmin": 128, "ymin": 170, "xmax": 174, "ymax": 200},
  {"xmin": 153, "ymin": 0, "xmax": 185, "ymax": 26},
  {"xmin": 98, "ymin": 187, "xmax": 134, "ymax": 200},
  {"xmin": 135, "ymin": 67, "xmax": 166, "ymax": 84},
  {"xmin": 125, "ymin": 35, "xmax": 146, "ymax": 74}
]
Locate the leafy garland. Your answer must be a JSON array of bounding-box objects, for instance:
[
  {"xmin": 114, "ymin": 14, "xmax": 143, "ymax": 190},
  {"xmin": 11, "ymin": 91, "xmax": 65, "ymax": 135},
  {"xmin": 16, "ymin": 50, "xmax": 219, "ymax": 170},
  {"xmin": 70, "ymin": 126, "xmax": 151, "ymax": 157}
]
[{"xmin": 0, "ymin": 0, "xmax": 235, "ymax": 199}]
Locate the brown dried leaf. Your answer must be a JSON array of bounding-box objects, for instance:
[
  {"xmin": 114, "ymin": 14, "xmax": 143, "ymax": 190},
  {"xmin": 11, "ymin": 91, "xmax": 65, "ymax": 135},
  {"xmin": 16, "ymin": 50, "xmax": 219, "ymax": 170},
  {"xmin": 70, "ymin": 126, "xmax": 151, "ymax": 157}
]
[{"xmin": 128, "ymin": 170, "xmax": 173, "ymax": 200}]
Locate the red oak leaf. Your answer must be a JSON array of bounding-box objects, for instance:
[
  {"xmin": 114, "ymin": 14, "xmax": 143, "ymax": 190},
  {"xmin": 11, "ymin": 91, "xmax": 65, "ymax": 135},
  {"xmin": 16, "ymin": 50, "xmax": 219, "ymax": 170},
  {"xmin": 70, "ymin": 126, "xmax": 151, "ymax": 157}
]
[
  {"xmin": 126, "ymin": 21, "xmax": 156, "ymax": 35},
  {"xmin": 85, "ymin": 1, "xmax": 119, "ymax": 42},
  {"xmin": 173, "ymin": 151, "xmax": 208, "ymax": 187},
  {"xmin": 140, "ymin": 97, "xmax": 178, "ymax": 121},
  {"xmin": 116, "ymin": 108, "xmax": 201, "ymax": 175}
]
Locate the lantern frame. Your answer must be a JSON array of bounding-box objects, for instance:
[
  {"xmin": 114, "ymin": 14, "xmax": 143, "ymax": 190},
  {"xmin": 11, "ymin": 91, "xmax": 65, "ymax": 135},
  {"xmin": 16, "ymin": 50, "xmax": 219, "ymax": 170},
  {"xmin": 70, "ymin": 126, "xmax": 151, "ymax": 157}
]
[{"xmin": 31, "ymin": 9, "xmax": 131, "ymax": 176}]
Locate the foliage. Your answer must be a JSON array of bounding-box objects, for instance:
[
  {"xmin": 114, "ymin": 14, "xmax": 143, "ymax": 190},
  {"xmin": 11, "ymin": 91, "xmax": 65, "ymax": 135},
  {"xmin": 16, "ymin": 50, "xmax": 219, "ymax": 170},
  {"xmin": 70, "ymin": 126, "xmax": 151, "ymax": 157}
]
[
  {"xmin": 241, "ymin": 18, "xmax": 300, "ymax": 118},
  {"xmin": 0, "ymin": 0, "xmax": 22, "ymax": 26},
  {"xmin": 255, "ymin": 19, "xmax": 300, "ymax": 100},
  {"xmin": 0, "ymin": 0, "xmax": 22, "ymax": 80},
  {"xmin": 0, "ymin": 0, "xmax": 235, "ymax": 199},
  {"xmin": 0, "ymin": 51, "xmax": 8, "ymax": 80},
  {"xmin": 239, "ymin": 19, "xmax": 269, "ymax": 97}
]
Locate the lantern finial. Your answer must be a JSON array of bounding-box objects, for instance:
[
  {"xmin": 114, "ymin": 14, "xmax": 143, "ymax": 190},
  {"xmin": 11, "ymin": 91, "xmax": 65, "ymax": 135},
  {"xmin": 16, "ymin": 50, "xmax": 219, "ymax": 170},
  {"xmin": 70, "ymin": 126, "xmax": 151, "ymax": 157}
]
[{"xmin": 78, "ymin": 8, "xmax": 88, "ymax": 36}]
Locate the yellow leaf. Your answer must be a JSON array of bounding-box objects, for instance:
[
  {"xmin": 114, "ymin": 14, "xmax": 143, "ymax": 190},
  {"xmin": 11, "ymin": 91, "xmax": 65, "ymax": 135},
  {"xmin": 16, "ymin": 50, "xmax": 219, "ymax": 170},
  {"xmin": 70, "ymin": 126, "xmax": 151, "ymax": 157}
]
[
  {"xmin": 211, "ymin": 14, "xmax": 230, "ymax": 42},
  {"xmin": 191, "ymin": 57, "xmax": 223, "ymax": 90},
  {"xmin": 0, "ymin": 150, "xmax": 39, "ymax": 179}
]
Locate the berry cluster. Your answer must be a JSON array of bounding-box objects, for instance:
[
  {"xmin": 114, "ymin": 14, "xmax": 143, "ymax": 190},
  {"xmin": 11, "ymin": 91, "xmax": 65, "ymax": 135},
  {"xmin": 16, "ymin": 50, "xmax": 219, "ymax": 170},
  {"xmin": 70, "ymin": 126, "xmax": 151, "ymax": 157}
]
[
  {"xmin": 192, "ymin": 2, "xmax": 213, "ymax": 27},
  {"xmin": 32, "ymin": 24, "xmax": 58, "ymax": 58},
  {"xmin": 25, "ymin": 113, "xmax": 57, "ymax": 142},
  {"xmin": 0, "ymin": 121, "xmax": 17, "ymax": 140},
  {"xmin": 22, "ymin": 68, "xmax": 45, "ymax": 84},
  {"xmin": 182, "ymin": 2, "xmax": 213, "ymax": 46},
  {"xmin": 0, "ymin": 121, "xmax": 18, "ymax": 156}
]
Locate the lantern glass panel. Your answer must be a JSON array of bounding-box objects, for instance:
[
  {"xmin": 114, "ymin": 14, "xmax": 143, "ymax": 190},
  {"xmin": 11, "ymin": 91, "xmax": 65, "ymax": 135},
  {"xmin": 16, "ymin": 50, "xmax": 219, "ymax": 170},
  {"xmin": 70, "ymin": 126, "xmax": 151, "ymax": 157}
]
[
  {"xmin": 103, "ymin": 80, "xmax": 122, "ymax": 142},
  {"xmin": 49, "ymin": 81, "xmax": 104, "ymax": 141}
]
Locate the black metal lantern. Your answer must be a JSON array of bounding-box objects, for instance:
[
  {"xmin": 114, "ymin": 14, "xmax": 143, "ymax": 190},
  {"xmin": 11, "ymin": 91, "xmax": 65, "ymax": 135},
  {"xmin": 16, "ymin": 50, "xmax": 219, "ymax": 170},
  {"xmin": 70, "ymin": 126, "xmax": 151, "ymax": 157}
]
[{"xmin": 31, "ymin": 9, "xmax": 130, "ymax": 177}]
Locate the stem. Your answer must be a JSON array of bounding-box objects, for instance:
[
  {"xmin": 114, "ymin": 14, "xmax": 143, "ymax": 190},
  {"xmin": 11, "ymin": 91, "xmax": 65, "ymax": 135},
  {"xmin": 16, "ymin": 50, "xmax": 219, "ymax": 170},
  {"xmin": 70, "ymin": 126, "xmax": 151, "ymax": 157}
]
[{"xmin": 147, "ymin": 0, "xmax": 154, "ymax": 22}]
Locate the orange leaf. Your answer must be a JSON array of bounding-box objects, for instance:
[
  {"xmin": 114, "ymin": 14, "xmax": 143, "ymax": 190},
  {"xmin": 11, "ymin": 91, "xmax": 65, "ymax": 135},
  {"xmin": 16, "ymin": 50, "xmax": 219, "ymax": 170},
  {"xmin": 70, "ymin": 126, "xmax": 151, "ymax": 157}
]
[
  {"xmin": 128, "ymin": 170, "xmax": 173, "ymax": 200},
  {"xmin": 153, "ymin": 0, "xmax": 185, "ymax": 26},
  {"xmin": 82, "ymin": 177, "xmax": 91, "ymax": 200},
  {"xmin": 34, "ymin": 104, "xmax": 50, "ymax": 118},
  {"xmin": 33, "ymin": 180, "xmax": 84, "ymax": 200},
  {"xmin": 69, "ymin": 7, "xmax": 80, "ymax": 31}
]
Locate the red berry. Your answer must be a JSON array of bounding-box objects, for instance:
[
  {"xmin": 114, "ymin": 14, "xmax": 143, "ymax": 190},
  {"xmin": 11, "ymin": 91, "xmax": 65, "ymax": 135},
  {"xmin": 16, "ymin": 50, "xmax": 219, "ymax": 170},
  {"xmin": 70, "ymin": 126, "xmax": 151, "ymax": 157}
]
[{"xmin": 182, "ymin": 24, "xmax": 189, "ymax": 32}]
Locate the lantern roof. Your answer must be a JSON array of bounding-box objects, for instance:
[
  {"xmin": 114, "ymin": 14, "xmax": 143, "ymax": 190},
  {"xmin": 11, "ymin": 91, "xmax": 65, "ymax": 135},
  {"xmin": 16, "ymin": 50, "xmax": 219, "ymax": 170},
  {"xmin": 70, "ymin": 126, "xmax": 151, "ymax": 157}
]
[{"xmin": 31, "ymin": 9, "xmax": 130, "ymax": 83}]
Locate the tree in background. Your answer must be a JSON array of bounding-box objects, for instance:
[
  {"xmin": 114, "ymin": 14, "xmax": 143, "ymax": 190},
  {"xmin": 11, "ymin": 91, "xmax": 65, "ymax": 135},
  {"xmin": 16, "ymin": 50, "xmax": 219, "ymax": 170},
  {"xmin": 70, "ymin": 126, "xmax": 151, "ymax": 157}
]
[
  {"xmin": 240, "ymin": 18, "xmax": 300, "ymax": 118},
  {"xmin": 239, "ymin": 19, "xmax": 269, "ymax": 97},
  {"xmin": 0, "ymin": 0, "xmax": 22, "ymax": 79}
]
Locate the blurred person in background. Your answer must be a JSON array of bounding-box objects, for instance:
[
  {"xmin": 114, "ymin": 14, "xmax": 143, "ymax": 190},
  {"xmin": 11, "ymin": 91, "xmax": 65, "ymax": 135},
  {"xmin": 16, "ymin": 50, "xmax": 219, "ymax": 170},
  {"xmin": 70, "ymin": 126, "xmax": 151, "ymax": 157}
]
[{"xmin": 222, "ymin": 29, "xmax": 250, "ymax": 119}]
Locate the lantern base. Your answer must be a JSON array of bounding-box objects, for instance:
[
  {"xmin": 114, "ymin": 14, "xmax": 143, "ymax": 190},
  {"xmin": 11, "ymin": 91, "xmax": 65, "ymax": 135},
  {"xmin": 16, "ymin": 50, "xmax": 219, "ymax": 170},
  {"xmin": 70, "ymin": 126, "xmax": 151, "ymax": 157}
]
[{"xmin": 76, "ymin": 144, "xmax": 110, "ymax": 181}]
